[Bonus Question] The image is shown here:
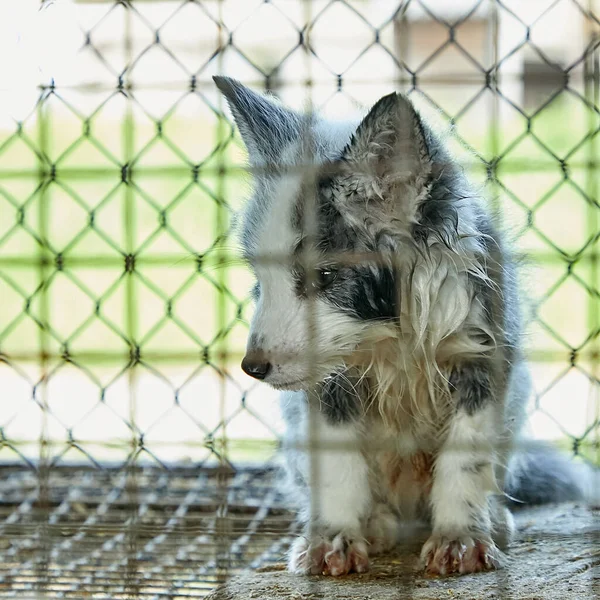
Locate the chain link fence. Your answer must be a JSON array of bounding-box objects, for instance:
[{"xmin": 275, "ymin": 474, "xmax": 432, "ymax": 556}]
[{"xmin": 0, "ymin": 0, "xmax": 598, "ymax": 597}]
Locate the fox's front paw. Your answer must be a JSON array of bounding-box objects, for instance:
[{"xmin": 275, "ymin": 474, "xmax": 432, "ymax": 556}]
[
  {"xmin": 420, "ymin": 534, "xmax": 503, "ymax": 576},
  {"xmin": 288, "ymin": 532, "xmax": 369, "ymax": 576}
]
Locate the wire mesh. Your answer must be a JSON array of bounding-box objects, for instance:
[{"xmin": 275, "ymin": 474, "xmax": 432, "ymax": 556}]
[{"xmin": 0, "ymin": 0, "xmax": 599, "ymax": 598}]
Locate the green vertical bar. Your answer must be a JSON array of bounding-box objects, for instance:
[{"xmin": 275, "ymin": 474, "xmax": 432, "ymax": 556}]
[
  {"xmin": 36, "ymin": 83, "xmax": 51, "ymax": 594},
  {"xmin": 214, "ymin": 0, "xmax": 230, "ymax": 585},
  {"xmin": 584, "ymin": 17, "xmax": 599, "ymax": 465},
  {"xmin": 215, "ymin": 51, "xmax": 228, "ymax": 464},
  {"xmin": 123, "ymin": 4, "xmax": 140, "ymax": 597},
  {"xmin": 488, "ymin": 1, "xmax": 501, "ymax": 216},
  {"xmin": 124, "ymin": 26, "xmax": 138, "ymax": 440}
]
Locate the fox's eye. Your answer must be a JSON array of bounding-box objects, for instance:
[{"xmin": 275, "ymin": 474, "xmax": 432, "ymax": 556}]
[
  {"xmin": 314, "ymin": 269, "xmax": 337, "ymax": 289},
  {"xmin": 294, "ymin": 267, "xmax": 339, "ymax": 296}
]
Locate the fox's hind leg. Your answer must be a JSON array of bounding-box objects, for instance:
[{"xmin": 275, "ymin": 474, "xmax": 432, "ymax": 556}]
[{"xmin": 365, "ymin": 502, "xmax": 402, "ymax": 555}]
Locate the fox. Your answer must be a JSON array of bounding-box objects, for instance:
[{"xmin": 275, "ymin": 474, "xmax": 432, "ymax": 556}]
[{"xmin": 214, "ymin": 76, "xmax": 589, "ymax": 577}]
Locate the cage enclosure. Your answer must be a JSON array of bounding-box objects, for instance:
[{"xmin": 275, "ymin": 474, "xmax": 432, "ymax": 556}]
[{"xmin": 0, "ymin": 0, "xmax": 598, "ymax": 598}]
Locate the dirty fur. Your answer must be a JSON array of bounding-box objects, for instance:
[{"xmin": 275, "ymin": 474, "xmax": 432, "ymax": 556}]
[{"xmin": 215, "ymin": 76, "xmax": 590, "ymax": 578}]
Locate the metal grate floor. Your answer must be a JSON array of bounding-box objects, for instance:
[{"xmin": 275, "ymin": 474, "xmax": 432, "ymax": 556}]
[
  {"xmin": 2, "ymin": 465, "xmax": 599, "ymax": 599},
  {"xmin": 0, "ymin": 466, "xmax": 296, "ymax": 599}
]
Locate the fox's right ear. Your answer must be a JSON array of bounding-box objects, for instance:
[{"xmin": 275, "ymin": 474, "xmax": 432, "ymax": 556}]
[{"xmin": 213, "ymin": 76, "xmax": 301, "ymax": 167}]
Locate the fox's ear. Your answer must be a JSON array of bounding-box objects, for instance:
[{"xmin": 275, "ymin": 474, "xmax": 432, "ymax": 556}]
[
  {"xmin": 343, "ymin": 93, "xmax": 431, "ymax": 184},
  {"xmin": 214, "ymin": 76, "xmax": 301, "ymax": 167}
]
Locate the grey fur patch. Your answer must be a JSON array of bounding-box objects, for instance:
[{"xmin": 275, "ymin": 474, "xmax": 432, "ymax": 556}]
[
  {"xmin": 449, "ymin": 361, "xmax": 494, "ymax": 414},
  {"xmin": 214, "ymin": 76, "xmax": 302, "ymax": 167},
  {"xmin": 342, "ymin": 92, "xmax": 431, "ymax": 179},
  {"xmin": 505, "ymin": 442, "xmax": 588, "ymax": 506},
  {"xmin": 317, "ymin": 372, "xmax": 366, "ymax": 424}
]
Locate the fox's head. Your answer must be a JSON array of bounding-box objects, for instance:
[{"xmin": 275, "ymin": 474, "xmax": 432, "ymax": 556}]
[{"xmin": 215, "ymin": 77, "xmax": 485, "ymax": 391}]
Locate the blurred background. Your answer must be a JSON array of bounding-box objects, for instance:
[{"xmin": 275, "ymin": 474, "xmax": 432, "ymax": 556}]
[{"xmin": 0, "ymin": 0, "xmax": 598, "ymax": 596}]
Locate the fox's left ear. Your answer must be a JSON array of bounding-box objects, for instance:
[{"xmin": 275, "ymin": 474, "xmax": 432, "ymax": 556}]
[
  {"xmin": 343, "ymin": 93, "xmax": 432, "ymax": 187},
  {"xmin": 214, "ymin": 76, "xmax": 301, "ymax": 167}
]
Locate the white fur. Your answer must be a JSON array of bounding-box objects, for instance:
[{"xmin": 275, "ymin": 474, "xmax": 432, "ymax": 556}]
[
  {"xmin": 253, "ymin": 171, "xmax": 301, "ymax": 262},
  {"xmin": 311, "ymin": 418, "xmax": 372, "ymax": 532},
  {"xmin": 292, "ymin": 406, "xmax": 372, "ymax": 533},
  {"xmin": 247, "ymin": 169, "xmax": 364, "ymax": 389},
  {"xmin": 429, "ymin": 404, "xmax": 500, "ymax": 535}
]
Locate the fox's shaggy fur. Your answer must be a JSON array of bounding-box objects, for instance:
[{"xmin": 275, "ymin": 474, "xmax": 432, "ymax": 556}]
[{"xmin": 215, "ymin": 76, "xmax": 589, "ymax": 577}]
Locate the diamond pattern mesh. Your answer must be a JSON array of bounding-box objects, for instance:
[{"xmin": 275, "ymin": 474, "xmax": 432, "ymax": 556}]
[{"xmin": 0, "ymin": 0, "xmax": 598, "ymax": 597}]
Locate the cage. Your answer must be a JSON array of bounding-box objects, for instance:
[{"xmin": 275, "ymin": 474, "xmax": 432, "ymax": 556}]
[{"xmin": 0, "ymin": 0, "xmax": 598, "ymax": 598}]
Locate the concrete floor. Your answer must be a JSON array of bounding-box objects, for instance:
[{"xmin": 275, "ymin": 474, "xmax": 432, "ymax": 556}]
[{"xmin": 208, "ymin": 503, "xmax": 599, "ymax": 600}]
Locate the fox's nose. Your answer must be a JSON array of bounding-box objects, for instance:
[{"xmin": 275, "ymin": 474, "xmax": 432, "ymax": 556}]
[{"xmin": 241, "ymin": 353, "xmax": 271, "ymax": 380}]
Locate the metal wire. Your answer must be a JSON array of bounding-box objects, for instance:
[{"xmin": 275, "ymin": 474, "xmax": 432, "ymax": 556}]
[{"xmin": 0, "ymin": 0, "xmax": 598, "ymax": 597}]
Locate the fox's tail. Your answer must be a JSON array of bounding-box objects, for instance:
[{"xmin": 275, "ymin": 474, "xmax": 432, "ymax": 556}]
[{"xmin": 504, "ymin": 441, "xmax": 598, "ymax": 507}]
